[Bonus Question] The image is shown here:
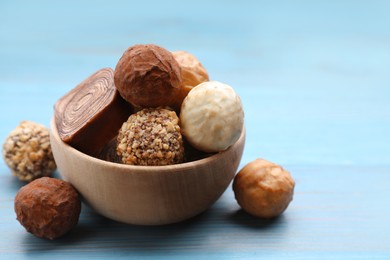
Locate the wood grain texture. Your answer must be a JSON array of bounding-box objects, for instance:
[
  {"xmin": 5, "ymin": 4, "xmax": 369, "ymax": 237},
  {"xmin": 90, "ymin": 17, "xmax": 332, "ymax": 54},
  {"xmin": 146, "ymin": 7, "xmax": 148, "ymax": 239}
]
[{"xmin": 1, "ymin": 0, "xmax": 390, "ymax": 258}]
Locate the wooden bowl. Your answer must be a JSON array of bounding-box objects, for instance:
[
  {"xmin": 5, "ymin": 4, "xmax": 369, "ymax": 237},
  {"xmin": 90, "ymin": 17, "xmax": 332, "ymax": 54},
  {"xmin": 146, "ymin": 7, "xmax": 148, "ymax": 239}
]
[{"xmin": 50, "ymin": 118, "xmax": 245, "ymax": 225}]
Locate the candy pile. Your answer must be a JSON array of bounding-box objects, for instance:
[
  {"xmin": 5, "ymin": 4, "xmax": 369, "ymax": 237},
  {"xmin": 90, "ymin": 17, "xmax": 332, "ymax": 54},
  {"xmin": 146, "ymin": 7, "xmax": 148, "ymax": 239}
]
[
  {"xmin": 2, "ymin": 43, "xmax": 295, "ymax": 241},
  {"xmin": 55, "ymin": 44, "xmax": 245, "ymax": 165}
]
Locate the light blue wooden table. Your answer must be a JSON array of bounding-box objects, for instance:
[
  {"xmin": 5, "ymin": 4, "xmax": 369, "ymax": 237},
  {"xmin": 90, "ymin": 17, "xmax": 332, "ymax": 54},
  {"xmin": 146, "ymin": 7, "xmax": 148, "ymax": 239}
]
[{"xmin": 1, "ymin": 0, "xmax": 390, "ymax": 259}]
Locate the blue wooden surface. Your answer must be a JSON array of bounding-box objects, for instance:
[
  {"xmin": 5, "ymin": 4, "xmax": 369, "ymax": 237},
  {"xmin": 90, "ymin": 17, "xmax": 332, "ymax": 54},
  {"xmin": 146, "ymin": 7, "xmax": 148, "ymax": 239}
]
[{"xmin": 1, "ymin": 0, "xmax": 390, "ymax": 259}]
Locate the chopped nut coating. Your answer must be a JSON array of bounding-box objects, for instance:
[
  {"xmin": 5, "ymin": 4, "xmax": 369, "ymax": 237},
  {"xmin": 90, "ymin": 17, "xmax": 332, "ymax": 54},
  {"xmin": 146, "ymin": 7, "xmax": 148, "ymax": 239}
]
[
  {"xmin": 117, "ymin": 108, "xmax": 184, "ymax": 166},
  {"xmin": 3, "ymin": 121, "xmax": 56, "ymax": 182}
]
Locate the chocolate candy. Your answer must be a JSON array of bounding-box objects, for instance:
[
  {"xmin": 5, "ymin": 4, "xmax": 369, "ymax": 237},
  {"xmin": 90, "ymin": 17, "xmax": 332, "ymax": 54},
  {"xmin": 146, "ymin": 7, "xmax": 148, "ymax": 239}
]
[
  {"xmin": 14, "ymin": 177, "xmax": 81, "ymax": 240},
  {"xmin": 54, "ymin": 68, "xmax": 133, "ymax": 156},
  {"xmin": 114, "ymin": 44, "xmax": 182, "ymax": 110}
]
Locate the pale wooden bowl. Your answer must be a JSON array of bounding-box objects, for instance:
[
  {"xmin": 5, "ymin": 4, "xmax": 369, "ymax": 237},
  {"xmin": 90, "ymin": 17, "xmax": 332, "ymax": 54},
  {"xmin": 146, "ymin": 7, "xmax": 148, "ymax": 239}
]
[{"xmin": 50, "ymin": 118, "xmax": 245, "ymax": 225}]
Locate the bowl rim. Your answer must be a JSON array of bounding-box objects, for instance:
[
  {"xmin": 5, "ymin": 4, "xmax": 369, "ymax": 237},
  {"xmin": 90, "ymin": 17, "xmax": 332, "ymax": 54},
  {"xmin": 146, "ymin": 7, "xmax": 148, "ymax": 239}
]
[{"xmin": 50, "ymin": 117, "xmax": 246, "ymax": 172}]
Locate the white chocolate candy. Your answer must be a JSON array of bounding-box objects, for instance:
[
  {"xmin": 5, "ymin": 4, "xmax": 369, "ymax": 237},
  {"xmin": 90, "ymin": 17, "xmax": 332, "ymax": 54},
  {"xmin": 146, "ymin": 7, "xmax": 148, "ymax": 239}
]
[{"xmin": 180, "ymin": 81, "xmax": 244, "ymax": 152}]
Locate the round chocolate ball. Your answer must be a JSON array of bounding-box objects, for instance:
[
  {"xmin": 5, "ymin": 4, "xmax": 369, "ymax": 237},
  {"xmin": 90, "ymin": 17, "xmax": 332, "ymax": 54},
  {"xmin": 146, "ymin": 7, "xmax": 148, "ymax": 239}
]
[
  {"xmin": 14, "ymin": 177, "xmax": 81, "ymax": 240},
  {"xmin": 117, "ymin": 108, "xmax": 184, "ymax": 166},
  {"xmin": 114, "ymin": 44, "xmax": 182, "ymax": 109},
  {"xmin": 3, "ymin": 121, "xmax": 56, "ymax": 182},
  {"xmin": 233, "ymin": 159, "xmax": 295, "ymax": 218},
  {"xmin": 172, "ymin": 50, "xmax": 209, "ymax": 107},
  {"xmin": 180, "ymin": 81, "xmax": 244, "ymax": 153}
]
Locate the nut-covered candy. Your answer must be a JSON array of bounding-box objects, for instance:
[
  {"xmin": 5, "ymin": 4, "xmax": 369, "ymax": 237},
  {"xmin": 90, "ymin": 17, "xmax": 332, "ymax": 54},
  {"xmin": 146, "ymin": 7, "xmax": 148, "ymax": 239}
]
[
  {"xmin": 114, "ymin": 44, "xmax": 182, "ymax": 109},
  {"xmin": 2, "ymin": 121, "xmax": 56, "ymax": 182},
  {"xmin": 180, "ymin": 81, "xmax": 244, "ymax": 152},
  {"xmin": 117, "ymin": 108, "xmax": 184, "ymax": 166},
  {"xmin": 172, "ymin": 50, "xmax": 209, "ymax": 107},
  {"xmin": 14, "ymin": 177, "xmax": 81, "ymax": 240},
  {"xmin": 233, "ymin": 159, "xmax": 295, "ymax": 218}
]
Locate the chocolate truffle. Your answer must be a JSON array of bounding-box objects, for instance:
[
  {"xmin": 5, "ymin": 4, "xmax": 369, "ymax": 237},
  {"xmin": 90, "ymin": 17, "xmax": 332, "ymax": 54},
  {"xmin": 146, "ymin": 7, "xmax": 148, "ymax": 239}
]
[
  {"xmin": 117, "ymin": 108, "xmax": 184, "ymax": 166},
  {"xmin": 172, "ymin": 50, "xmax": 209, "ymax": 107},
  {"xmin": 2, "ymin": 121, "xmax": 56, "ymax": 182},
  {"xmin": 14, "ymin": 177, "xmax": 81, "ymax": 240},
  {"xmin": 114, "ymin": 44, "xmax": 182, "ymax": 109},
  {"xmin": 54, "ymin": 68, "xmax": 133, "ymax": 156},
  {"xmin": 233, "ymin": 159, "xmax": 295, "ymax": 218},
  {"xmin": 180, "ymin": 81, "xmax": 244, "ymax": 152}
]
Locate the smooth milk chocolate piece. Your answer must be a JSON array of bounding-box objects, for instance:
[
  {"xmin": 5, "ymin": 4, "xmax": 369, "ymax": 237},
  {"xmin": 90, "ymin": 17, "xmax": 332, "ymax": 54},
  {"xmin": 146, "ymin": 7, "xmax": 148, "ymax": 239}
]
[{"xmin": 54, "ymin": 68, "xmax": 133, "ymax": 156}]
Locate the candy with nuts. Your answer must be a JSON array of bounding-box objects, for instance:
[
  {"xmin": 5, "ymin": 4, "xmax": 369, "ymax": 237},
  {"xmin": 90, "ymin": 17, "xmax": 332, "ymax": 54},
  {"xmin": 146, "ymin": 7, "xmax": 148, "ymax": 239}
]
[
  {"xmin": 2, "ymin": 121, "xmax": 56, "ymax": 182},
  {"xmin": 116, "ymin": 108, "xmax": 185, "ymax": 166}
]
